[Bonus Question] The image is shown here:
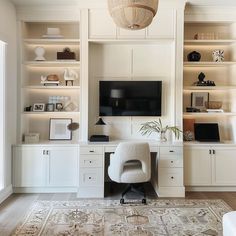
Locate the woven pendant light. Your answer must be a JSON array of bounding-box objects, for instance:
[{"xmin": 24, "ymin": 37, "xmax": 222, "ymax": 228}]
[{"xmin": 108, "ymin": 0, "xmax": 159, "ymax": 30}]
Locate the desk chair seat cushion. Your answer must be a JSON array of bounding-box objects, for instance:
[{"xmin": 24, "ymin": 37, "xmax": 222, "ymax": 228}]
[
  {"xmin": 223, "ymin": 211, "xmax": 236, "ymax": 236},
  {"xmin": 108, "ymin": 142, "xmax": 151, "ymax": 183}
]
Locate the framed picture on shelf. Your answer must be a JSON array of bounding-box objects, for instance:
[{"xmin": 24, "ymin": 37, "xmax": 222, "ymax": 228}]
[
  {"xmin": 46, "ymin": 103, "xmax": 55, "ymax": 112},
  {"xmin": 49, "ymin": 118, "xmax": 72, "ymax": 140},
  {"xmin": 191, "ymin": 92, "xmax": 209, "ymax": 111},
  {"xmin": 33, "ymin": 103, "xmax": 45, "ymax": 112}
]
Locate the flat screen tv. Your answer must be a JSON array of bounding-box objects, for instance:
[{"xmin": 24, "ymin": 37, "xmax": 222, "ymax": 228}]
[{"xmin": 99, "ymin": 81, "xmax": 162, "ymax": 116}]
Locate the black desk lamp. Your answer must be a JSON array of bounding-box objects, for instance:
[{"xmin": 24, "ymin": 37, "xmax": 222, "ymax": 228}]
[{"xmin": 90, "ymin": 117, "xmax": 109, "ymax": 142}]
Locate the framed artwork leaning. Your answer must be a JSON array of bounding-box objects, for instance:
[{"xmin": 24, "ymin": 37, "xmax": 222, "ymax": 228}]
[
  {"xmin": 49, "ymin": 118, "xmax": 72, "ymax": 140},
  {"xmin": 191, "ymin": 92, "xmax": 209, "ymax": 111}
]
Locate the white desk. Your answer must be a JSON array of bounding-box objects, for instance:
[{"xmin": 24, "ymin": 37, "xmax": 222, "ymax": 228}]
[{"xmin": 77, "ymin": 140, "xmax": 185, "ymax": 198}]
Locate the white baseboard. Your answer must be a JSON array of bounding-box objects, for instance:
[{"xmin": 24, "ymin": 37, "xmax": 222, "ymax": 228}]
[
  {"xmin": 0, "ymin": 185, "xmax": 13, "ymax": 204},
  {"xmin": 186, "ymin": 186, "xmax": 236, "ymax": 192},
  {"xmin": 13, "ymin": 187, "xmax": 77, "ymax": 193}
]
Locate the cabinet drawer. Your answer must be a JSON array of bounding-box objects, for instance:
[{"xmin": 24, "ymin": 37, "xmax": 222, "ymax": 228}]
[
  {"xmin": 79, "ymin": 168, "xmax": 103, "ymax": 187},
  {"xmin": 159, "ymin": 159, "xmax": 183, "ymax": 168},
  {"xmin": 80, "ymin": 155, "xmax": 103, "ymax": 168},
  {"xmin": 80, "ymin": 146, "xmax": 103, "ymax": 155},
  {"xmin": 159, "ymin": 168, "xmax": 183, "ymax": 187},
  {"xmin": 160, "ymin": 147, "xmax": 183, "ymax": 156}
]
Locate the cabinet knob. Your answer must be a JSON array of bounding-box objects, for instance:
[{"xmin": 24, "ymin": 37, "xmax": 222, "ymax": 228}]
[
  {"xmin": 171, "ymin": 176, "xmax": 174, "ymax": 179},
  {"xmin": 171, "ymin": 161, "xmax": 174, "ymax": 163},
  {"xmin": 89, "ymin": 161, "xmax": 92, "ymax": 163},
  {"xmin": 89, "ymin": 177, "xmax": 92, "ymax": 180}
]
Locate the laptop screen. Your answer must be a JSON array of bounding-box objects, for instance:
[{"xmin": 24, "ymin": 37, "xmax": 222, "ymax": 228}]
[{"xmin": 194, "ymin": 123, "xmax": 220, "ymax": 142}]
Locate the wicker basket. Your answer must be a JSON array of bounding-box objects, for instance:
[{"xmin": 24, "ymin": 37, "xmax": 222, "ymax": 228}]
[{"xmin": 205, "ymin": 101, "xmax": 222, "ymax": 109}]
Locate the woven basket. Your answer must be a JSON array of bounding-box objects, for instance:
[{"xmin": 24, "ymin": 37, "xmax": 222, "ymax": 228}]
[{"xmin": 205, "ymin": 101, "xmax": 222, "ymax": 109}]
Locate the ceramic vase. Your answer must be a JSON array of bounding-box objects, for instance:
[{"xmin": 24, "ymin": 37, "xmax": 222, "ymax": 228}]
[{"xmin": 212, "ymin": 49, "xmax": 224, "ymax": 62}]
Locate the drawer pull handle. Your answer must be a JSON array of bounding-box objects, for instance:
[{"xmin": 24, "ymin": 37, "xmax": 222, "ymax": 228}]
[
  {"xmin": 89, "ymin": 161, "xmax": 92, "ymax": 163},
  {"xmin": 89, "ymin": 177, "xmax": 92, "ymax": 180},
  {"xmin": 169, "ymin": 150, "xmax": 174, "ymax": 153},
  {"xmin": 89, "ymin": 150, "xmax": 95, "ymax": 153},
  {"xmin": 171, "ymin": 176, "xmax": 174, "ymax": 179}
]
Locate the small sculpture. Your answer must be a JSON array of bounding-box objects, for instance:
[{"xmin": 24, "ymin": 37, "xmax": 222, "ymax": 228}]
[
  {"xmin": 34, "ymin": 46, "xmax": 46, "ymax": 61},
  {"xmin": 63, "ymin": 68, "xmax": 79, "ymax": 86},
  {"xmin": 192, "ymin": 72, "xmax": 215, "ymax": 86},
  {"xmin": 41, "ymin": 74, "xmax": 60, "ymax": 86},
  {"xmin": 187, "ymin": 51, "xmax": 201, "ymax": 62},
  {"xmin": 212, "ymin": 49, "xmax": 224, "ymax": 62}
]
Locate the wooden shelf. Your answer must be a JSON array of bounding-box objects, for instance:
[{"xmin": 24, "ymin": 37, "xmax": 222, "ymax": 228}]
[
  {"xmin": 24, "ymin": 39, "xmax": 80, "ymax": 44},
  {"xmin": 183, "ymin": 112, "xmax": 236, "ymax": 117},
  {"xmin": 22, "ymin": 111, "xmax": 80, "ymax": 115},
  {"xmin": 184, "ymin": 86, "xmax": 236, "ymax": 91},
  {"xmin": 184, "ymin": 39, "xmax": 236, "ymax": 45},
  {"xmin": 184, "ymin": 61, "xmax": 236, "ymax": 67},
  {"xmin": 22, "ymin": 86, "xmax": 80, "ymax": 90},
  {"xmin": 24, "ymin": 61, "xmax": 80, "ymax": 67}
]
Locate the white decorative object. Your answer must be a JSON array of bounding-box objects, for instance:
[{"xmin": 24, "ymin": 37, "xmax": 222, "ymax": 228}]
[
  {"xmin": 108, "ymin": 0, "xmax": 159, "ymax": 30},
  {"xmin": 24, "ymin": 133, "xmax": 40, "ymax": 143},
  {"xmin": 64, "ymin": 100, "xmax": 79, "ymax": 112},
  {"xmin": 40, "ymin": 75, "xmax": 60, "ymax": 86},
  {"xmin": 63, "ymin": 68, "xmax": 79, "ymax": 86},
  {"xmin": 33, "ymin": 103, "xmax": 45, "ymax": 112},
  {"xmin": 42, "ymin": 27, "xmax": 63, "ymax": 39},
  {"xmin": 212, "ymin": 49, "xmax": 224, "ymax": 62},
  {"xmin": 34, "ymin": 47, "xmax": 45, "ymax": 61}
]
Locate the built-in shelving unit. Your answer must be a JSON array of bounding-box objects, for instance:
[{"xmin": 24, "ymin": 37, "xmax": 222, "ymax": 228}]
[
  {"xmin": 183, "ymin": 22, "xmax": 236, "ymax": 143},
  {"xmin": 19, "ymin": 21, "xmax": 81, "ymax": 143}
]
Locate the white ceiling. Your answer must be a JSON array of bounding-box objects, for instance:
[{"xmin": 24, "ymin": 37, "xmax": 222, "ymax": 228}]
[{"xmin": 9, "ymin": 0, "xmax": 236, "ymax": 7}]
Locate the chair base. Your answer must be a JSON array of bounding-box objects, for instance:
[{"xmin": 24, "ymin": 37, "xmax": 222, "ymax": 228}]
[{"xmin": 120, "ymin": 183, "xmax": 147, "ymax": 205}]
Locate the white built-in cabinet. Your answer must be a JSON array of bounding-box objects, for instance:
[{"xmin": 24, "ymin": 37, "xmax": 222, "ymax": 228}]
[
  {"xmin": 88, "ymin": 8, "xmax": 175, "ymax": 39},
  {"xmin": 13, "ymin": 146, "xmax": 78, "ymax": 189},
  {"xmin": 184, "ymin": 145, "xmax": 236, "ymax": 187}
]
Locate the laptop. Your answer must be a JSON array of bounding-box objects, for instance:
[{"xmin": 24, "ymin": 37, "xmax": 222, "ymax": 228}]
[{"xmin": 194, "ymin": 123, "xmax": 220, "ymax": 142}]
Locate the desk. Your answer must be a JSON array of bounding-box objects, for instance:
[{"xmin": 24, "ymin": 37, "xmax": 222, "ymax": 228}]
[{"xmin": 77, "ymin": 141, "xmax": 185, "ymax": 198}]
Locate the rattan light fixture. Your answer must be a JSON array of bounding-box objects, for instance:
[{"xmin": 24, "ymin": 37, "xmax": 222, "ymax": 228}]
[{"xmin": 108, "ymin": 0, "xmax": 159, "ymax": 30}]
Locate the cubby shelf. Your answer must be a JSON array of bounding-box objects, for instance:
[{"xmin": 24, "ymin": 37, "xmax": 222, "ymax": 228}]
[
  {"xmin": 24, "ymin": 61, "xmax": 80, "ymax": 67},
  {"xmin": 183, "ymin": 112, "xmax": 236, "ymax": 117},
  {"xmin": 22, "ymin": 86, "xmax": 80, "ymax": 90},
  {"xmin": 24, "ymin": 39, "xmax": 80, "ymax": 44},
  {"xmin": 183, "ymin": 86, "xmax": 236, "ymax": 91},
  {"xmin": 22, "ymin": 111, "xmax": 80, "ymax": 115},
  {"xmin": 184, "ymin": 61, "xmax": 236, "ymax": 67},
  {"xmin": 184, "ymin": 39, "xmax": 236, "ymax": 45}
]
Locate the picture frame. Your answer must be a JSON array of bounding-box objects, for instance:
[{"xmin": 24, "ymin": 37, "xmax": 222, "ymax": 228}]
[
  {"xmin": 56, "ymin": 103, "xmax": 63, "ymax": 111},
  {"xmin": 49, "ymin": 118, "xmax": 72, "ymax": 140},
  {"xmin": 46, "ymin": 103, "xmax": 55, "ymax": 112},
  {"xmin": 33, "ymin": 103, "xmax": 45, "ymax": 112},
  {"xmin": 191, "ymin": 92, "xmax": 209, "ymax": 111}
]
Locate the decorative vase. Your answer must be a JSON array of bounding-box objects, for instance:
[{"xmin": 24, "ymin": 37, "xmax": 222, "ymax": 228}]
[
  {"xmin": 187, "ymin": 51, "xmax": 201, "ymax": 62},
  {"xmin": 157, "ymin": 132, "xmax": 167, "ymax": 142},
  {"xmin": 34, "ymin": 46, "xmax": 46, "ymax": 61},
  {"xmin": 212, "ymin": 49, "xmax": 224, "ymax": 62}
]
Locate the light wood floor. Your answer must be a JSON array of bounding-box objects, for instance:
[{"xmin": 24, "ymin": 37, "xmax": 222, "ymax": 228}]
[{"xmin": 0, "ymin": 188, "xmax": 236, "ymax": 236}]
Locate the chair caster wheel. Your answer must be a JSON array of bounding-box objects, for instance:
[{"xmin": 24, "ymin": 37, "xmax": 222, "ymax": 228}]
[
  {"xmin": 142, "ymin": 199, "xmax": 146, "ymax": 204},
  {"xmin": 120, "ymin": 198, "xmax": 124, "ymax": 204}
]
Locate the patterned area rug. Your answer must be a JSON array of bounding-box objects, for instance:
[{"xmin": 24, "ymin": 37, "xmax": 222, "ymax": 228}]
[{"xmin": 12, "ymin": 199, "xmax": 231, "ymax": 236}]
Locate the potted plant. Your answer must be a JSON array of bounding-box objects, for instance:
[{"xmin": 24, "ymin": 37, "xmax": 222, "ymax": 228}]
[{"xmin": 139, "ymin": 118, "xmax": 182, "ymax": 142}]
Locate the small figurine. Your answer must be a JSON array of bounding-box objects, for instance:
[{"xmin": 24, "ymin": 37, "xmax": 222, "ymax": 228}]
[
  {"xmin": 63, "ymin": 68, "xmax": 79, "ymax": 86},
  {"xmin": 193, "ymin": 72, "xmax": 215, "ymax": 86},
  {"xmin": 34, "ymin": 46, "xmax": 46, "ymax": 61}
]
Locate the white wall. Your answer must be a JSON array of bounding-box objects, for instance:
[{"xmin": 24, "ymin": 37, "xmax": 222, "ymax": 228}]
[{"xmin": 0, "ymin": 0, "xmax": 17, "ymax": 190}]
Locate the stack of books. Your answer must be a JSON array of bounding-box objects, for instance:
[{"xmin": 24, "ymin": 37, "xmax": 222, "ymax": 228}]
[{"xmin": 206, "ymin": 109, "xmax": 224, "ymax": 113}]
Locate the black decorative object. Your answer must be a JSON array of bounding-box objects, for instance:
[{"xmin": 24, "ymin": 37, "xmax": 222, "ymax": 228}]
[
  {"xmin": 187, "ymin": 51, "xmax": 201, "ymax": 62},
  {"xmin": 186, "ymin": 107, "xmax": 201, "ymax": 112},
  {"xmin": 193, "ymin": 72, "xmax": 216, "ymax": 86},
  {"xmin": 57, "ymin": 47, "xmax": 76, "ymax": 60},
  {"xmin": 24, "ymin": 106, "xmax": 32, "ymax": 112},
  {"xmin": 89, "ymin": 135, "xmax": 109, "ymax": 142},
  {"xmin": 95, "ymin": 117, "xmax": 106, "ymax": 125}
]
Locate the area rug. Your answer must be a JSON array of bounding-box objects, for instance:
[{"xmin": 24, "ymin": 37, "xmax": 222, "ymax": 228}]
[{"xmin": 12, "ymin": 199, "xmax": 231, "ymax": 236}]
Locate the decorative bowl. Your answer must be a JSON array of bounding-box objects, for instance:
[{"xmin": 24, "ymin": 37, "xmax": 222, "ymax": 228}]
[{"xmin": 205, "ymin": 101, "xmax": 222, "ymax": 109}]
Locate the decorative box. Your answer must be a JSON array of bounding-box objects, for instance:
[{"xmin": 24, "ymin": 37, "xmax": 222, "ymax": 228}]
[
  {"xmin": 24, "ymin": 133, "xmax": 40, "ymax": 143},
  {"xmin": 57, "ymin": 47, "xmax": 75, "ymax": 60}
]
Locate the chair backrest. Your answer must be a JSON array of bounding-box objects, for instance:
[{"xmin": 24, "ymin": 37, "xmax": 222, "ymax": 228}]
[{"xmin": 111, "ymin": 142, "xmax": 151, "ymax": 182}]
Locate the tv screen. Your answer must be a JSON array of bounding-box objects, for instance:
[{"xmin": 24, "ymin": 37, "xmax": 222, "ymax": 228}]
[{"xmin": 99, "ymin": 81, "xmax": 162, "ymax": 116}]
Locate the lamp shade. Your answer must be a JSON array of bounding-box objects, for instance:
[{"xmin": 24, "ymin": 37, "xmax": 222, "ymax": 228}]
[
  {"xmin": 108, "ymin": 0, "xmax": 159, "ymax": 30},
  {"xmin": 95, "ymin": 118, "xmax": 106, "ymax": 125},
  {"xmin": 110, "ymin": 89, "xmax": 125, "ymax": 98}
]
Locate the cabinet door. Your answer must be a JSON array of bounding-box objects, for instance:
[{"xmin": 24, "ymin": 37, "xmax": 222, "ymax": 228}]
[
  {"xmin": 89, "ymin": 9, "xmax": 117, "ymax": 39},
  {"xmin": 147, "ymin": 9, "xmax": 175, "ymax": 39},
  {"xmin": 13, "ymin": 147, "xmax": 46, "ymax": 187},
  {"xmin": 48, "ymin": 147, "xmax": 78, "ymax": 187},
  {"xmin": 184, "ymin": 147, "xmax": 211, "ymax": 186},
  {"xmin": 213, "ymin": 148, "xmax": 236, "ymax": 185}
]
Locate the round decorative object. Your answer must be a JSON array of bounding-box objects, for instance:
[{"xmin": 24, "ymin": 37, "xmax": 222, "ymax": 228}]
[
  {"xmin": 108, "ymin": 0, "xmax": 159, "ymax": 30},
  {"xmin": 184, "ymin": 131, "xmax": 194, "ymax": 141},
  {"xmin": 205, "ymin": 101, "xmax": 223, "ymax": 109},
  {"xmin": 212, "ymin": 49, "xmax": 224, "ymax": 62},
  {"xmin": 187, "ymin": 51, "xmax": 201, "ymax": 62},
  {"xmin": 67, "ymin": 122, "xmax": 80, "ymax": 131},
  {"xmin": 34, "ymin": 46, "xmax": 46, "ymax": 61}
]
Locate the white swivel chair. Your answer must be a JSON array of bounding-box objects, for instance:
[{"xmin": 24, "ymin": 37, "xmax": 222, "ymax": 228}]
[
  {"xmin": 108, "ymin": 142, "xmax": 151, "ymax": 204},
  {"xmin": 223, "ymin": 211, "xmax": 236, "ymax": 236}
]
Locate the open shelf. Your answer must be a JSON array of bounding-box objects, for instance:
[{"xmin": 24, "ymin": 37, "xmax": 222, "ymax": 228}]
[
  {"xmin": 24, "ymin": 39, "xmax": 80, "ymax": 44},
  {"xmin": 24, "ymin": 61, "xmax": 80, "ymax": 67},
  {"xmin": 184, "ymin": 39, "xmax": 236, "ymax": 45},
  {"xmin": 22, "ymin": 111, "xmax": 80, "ymax": 115},
  {"xmin": 184, "ymin": 61, "xmax": 236, "ymax": 67},
  {"xmin": 22, "ymin": 86, "xmax": 80, "ymax": 90},
  {"xmin": 184, "ymin": 86, "xmax": 236, "ymax": 91},
  {"xmin": 183, "ymin": 112, "xmax": 236, "ymax": 117}
]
